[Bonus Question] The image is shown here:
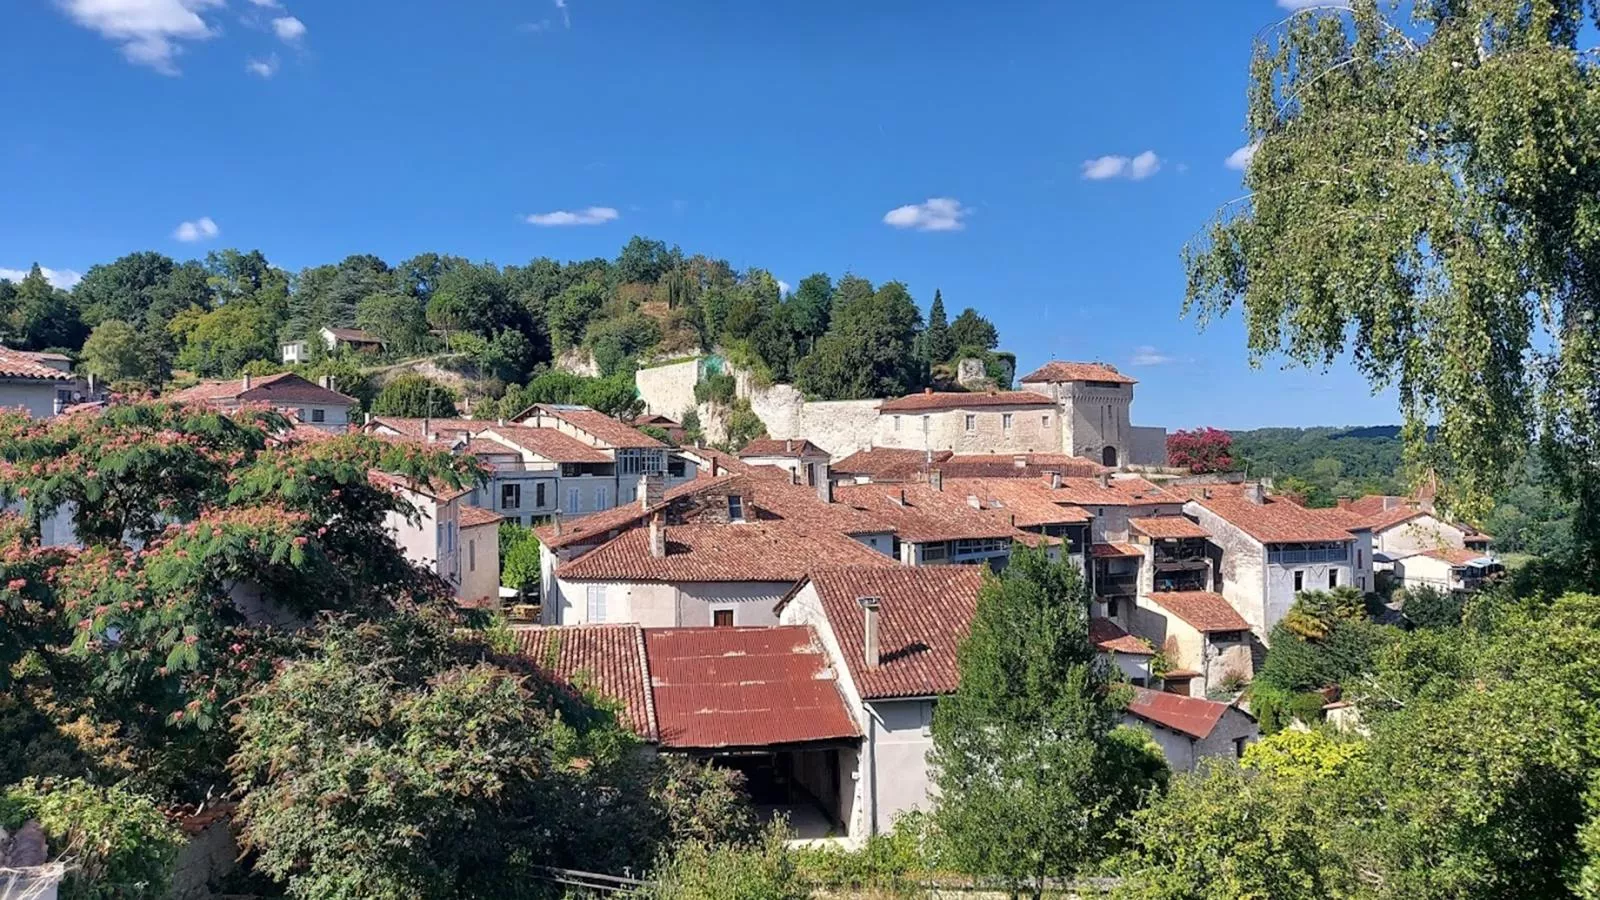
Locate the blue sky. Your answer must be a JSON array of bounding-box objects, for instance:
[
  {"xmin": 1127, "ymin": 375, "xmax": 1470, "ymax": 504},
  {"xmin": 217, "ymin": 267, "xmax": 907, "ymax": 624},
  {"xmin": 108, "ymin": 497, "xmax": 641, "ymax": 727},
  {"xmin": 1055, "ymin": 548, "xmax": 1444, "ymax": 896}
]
[{"xmin": 3, "ymin": 0, "xmax": 1398, "ymax": 430}]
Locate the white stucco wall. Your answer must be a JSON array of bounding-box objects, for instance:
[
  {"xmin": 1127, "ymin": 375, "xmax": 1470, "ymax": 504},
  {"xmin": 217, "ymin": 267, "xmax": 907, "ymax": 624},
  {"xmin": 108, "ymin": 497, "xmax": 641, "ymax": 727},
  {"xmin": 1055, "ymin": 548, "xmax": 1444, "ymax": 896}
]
[
  {"xmin": 872, "ymin": 404, "xmax": 1062, "ymax": 455},
  {"xmin": 459, "ymin": 521, "xmax": 501, "ymax": 604},
  {"xmin": 1185, "ymin": 502, "xmax": 1269, "ymax": 636},
  {"xmin": 1123, "ymin": 706, "xmax": 1257, "ymax": 772},
  {"xmin": 866, "ymin": 698, "xmax": 937, "ymax": 835},
  {"xmin": 552, "ymin": 579, "xmax": 795, "ymax": 627},
  {"xmin": 1373, "ymin": 515, "xmax": 1474, "ymax": 556},
  {"xmin": 0, "ymin": 379, "xmax": 65, "ymax": 418}
]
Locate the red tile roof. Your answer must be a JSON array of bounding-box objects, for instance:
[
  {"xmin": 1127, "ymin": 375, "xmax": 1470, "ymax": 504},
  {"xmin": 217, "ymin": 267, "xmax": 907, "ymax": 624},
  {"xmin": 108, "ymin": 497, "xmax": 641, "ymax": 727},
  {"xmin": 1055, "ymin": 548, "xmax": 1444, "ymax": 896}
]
[
  {"xmin": 479, "ymin": 425, "xmax": 613, "ymax": 463},
  {"xmin": 877, "ymin": 389, "xmax": 1056, "ymax": 413},
  {"xmin": 514, "ymin": 624, "xmax": 655, "ymax": 740},
  {"xmin": 644, "ymin": 627, "xmax": 860, "ymax": 749},
  {"xmin": 793, "ymin": 566, "xmax": 987, "ymax": 700},
  {"xmin": 738, "ymin": 437, "xmax": 831, "ymax": 459},
  {"xmin": 1090, "ymin": 542, "xmax": 1143, "ymax": 558},
  {"xmin": 1019, "ymin": 361, "xmax": 1137, "ymax": 385},
  {"xmin": 366, "ymin": 417, "xmax": 477, "ymax": 439},
  {"xmin": 1356, "ymin": 505, "xmax": 1429, "ymax": 532},
  {"xmin": 0, "ymin": 347, "xmax": 73, "ymax": 381},
  {"xmin": 557, "ymin": 521, "xmax": 896, "ymax": 582},
  {"xmin": 836, "ymin": 481, "xmax": 1066, "ymax": 543},
  {"xmin": 324, "ymin": 326, "xmax": 383, "ymax": 343},
  {"xmin": 459, "ymin": 505, "xmax": 504, "ymax": 528},
  {"xmin": 1048, "ymin": 476, "xmax": 1174, "ymax": 508},
  {"xmin": 938, "ymin": 478, "xmax": 1092, "ymax": 528},
  {"xmin": 1417, "ymin": 547, "xmax": 1496, "ymax": 566},
  {"xmin": 168, "ymin": 372, "xmax": 355, "ymax": 407},
  {"xmin": 938, "ymin": 453, "xmax": 1108, "ymax": 479},
  {"xmin": 1125, "ymin": 687, "xmax": 1240, "ymax": 739},
  {"xmin": 1188, "ymin": 494, "xmax": 1357, "ymax": 544},
  {"xmin": 1090, "ymin": 617, "xmax": 1154, "ymax": 655},
  {"xmin": 832, "ymin": 448, "xmax": 952, "ymax": 481},
  {"xmin": 1129, "ymin": 516, "xmax": 1210, "ymax": 540},
  {"xmin": 367, "ymin": 468, "xmax": 474, "ymax": 503},
  {"xmin": 536, "ymin": 477, "xmax": 728, "ymax": 549},
  {"xmin": 676, "ymin": 446, "xmax": 757, "ymax": 477},
  {"xmin": 1147, "ymin": 591, "xmax": 1251, "ymax": 633},
  {"xmin": 520, "ymin": 405, "xmax": 664, "ymax": 449}
]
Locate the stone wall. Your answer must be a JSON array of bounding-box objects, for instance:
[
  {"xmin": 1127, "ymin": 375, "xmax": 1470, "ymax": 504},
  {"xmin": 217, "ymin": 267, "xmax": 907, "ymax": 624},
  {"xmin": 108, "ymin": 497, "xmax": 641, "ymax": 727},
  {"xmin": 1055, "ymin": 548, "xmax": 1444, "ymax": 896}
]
[
  {"xmin": 739, "ymin": 374, "xmax": 884, "ymax": 458},
  {"xmin": 635, "ymin": 357, "xmax": 703, "ymax": 419},
  {"xmin": 1130, "ymin": 425, "xmax": 1169, "ymax": 467}
]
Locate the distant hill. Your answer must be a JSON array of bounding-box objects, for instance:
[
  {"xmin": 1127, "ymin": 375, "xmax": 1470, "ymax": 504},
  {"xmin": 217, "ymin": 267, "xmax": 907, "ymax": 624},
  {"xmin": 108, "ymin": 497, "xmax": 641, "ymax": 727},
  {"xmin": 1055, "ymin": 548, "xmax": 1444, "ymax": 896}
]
[{"xmin": 1227, "ymin": 425, "xmax": 1407, "ymax": 506}]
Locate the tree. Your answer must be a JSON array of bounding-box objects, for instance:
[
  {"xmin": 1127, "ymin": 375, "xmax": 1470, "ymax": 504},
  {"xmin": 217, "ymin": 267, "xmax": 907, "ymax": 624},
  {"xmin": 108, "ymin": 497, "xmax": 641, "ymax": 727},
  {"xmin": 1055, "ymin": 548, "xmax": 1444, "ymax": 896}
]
[
  {"xmin": 795, "ymin": 279, "xmax": 925, "ymax": 400},
  {"xmin": 929, "ymin": 547, "xmax": 1166, "ymax": 896},
  {"xmin": 920, "ymin": 289, "xmax": 954, "ymax": 365},
  {"xmin": 1167, "ymin": 427, "xmax": 1235, "ymax": 474},
  {"xmin": 80, "ymin": 319, "xmax": 160, "ymax": 386},
  {"xmin": 7, "ymin": 264, "xmax": 86, "ymax": 350},
  {"xmin": 0, "ymin": 777, "xmax": 186, "ymax": 900},
  {"xmin": 170, "ymin": 299, "xmax": 280, "ymax": 376},
  {"xmin": 356, "ymin": 292, "xmax": 430, "ymax": 354},
  {"xmin": 548, "ymin": 280, "xmax": 605, "ymax": 351},
  {"xmin": 615, "ymin": 235, "xmax": 678, "ymax": 286},
  {"xmin": 785, "ymin": 273, "xmax": 833, "ymax": 352},
  {"xmin": 371, "ymin": 373, "xmax": 459, "ymax": 418},
  {"xmin": 293, "ymin": 254, "xmax": 396, "ymax": 330},
  {"xmin": 1184, "ymin": 0, "xmax": 1600, "ymax": 573},
  {"xmin": 948, "ymin": 307, "xmax": 998, "ymax": 353},
  {"xmin": 499, "ymin": 522, "xmax": 540, "ymax": 598}
]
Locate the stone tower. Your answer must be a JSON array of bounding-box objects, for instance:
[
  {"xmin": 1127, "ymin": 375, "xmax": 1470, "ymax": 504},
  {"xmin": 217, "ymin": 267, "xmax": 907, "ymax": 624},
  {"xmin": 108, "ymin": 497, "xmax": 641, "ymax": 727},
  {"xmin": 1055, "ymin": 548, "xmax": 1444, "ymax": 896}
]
[{"xmin": 1017, "ymin": 361, "xmax": 1138, "ymax": 467}]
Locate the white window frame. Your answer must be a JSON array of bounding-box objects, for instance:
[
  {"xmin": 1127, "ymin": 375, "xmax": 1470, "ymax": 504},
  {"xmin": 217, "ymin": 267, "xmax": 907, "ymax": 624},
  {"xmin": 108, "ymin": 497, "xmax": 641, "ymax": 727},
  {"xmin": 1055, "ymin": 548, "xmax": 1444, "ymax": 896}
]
[
  {"xmin": 586, "ymin": 584, "xmax": 607, "ymax": 621},
  {"xmin": 1002, "ymin": 413, "xmax": 1013, "ymax": 431},
  {"xmin": 964, "ymin": 414, "xmax": 976, "ymax": 433},
  {"xmin": 727, "ymin": 494, "xmax": 745, "ymax": 522}
]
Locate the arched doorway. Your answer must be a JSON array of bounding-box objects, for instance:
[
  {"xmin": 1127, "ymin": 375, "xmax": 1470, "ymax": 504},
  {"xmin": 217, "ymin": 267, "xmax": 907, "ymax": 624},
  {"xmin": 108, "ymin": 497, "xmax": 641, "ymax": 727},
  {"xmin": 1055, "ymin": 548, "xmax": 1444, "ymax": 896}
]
[{"xmin": 1101, "ymin": 445, "xmax": 1119, "ymax": 468}]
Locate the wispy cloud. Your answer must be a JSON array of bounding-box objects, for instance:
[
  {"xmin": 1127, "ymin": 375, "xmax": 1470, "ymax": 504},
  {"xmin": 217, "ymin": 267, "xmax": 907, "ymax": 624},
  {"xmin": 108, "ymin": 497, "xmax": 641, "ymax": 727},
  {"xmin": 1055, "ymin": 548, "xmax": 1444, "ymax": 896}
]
[
  {"xmin": 0, "ymin": 266, "xmax": 83, "ymax": 289},
  {"xmin": 525, "ymin": 207, "xmax": 619, "ymax": 226},
  {"xmin": 173, "ymin": 216, "xmax": 220, "ymax": 242},
  {"xmin": 55, "ymin": 0, "xmax": 225, "ymax": 75},
  {"xmin": 247, "ymin": 0, "xmax": 281, "ymax": 6},
  {"xmin": 271, "ymin": 15, "xmax": 306, "ymax": 42},
  {"xmin": 520, "ymin": 20, "xmax": 553, "ymax": 33},
  {"xmin": 778, "ymin": 280, "xmax": 791, "ymax": 296},
  {"xmin": 245, "ymin": 53, "xmax": 279, "ymax": 77},
  {"xmin": 554, "ymin": 0, "xmax": 570, "ymax": 28},
  {"xmin": 1225, "ymin": 142, "xmax": 1260, "ymax": 171},
  {"xmin": 1131, "ymin": 345, "xmax": 1174, "ymax": 366},
  {"xmin": 1081, "ymin": 150, "xmax": 1162, "ymax": 181},
  {"xmin": 882, "ymin": 197, "xmax": 970, "ymax": 232}
]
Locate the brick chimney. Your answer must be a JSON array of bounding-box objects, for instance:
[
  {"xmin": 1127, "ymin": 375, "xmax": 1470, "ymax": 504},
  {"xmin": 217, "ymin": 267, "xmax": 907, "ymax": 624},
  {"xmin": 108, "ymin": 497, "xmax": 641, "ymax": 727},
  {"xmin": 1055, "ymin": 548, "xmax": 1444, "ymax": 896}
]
[
  {"xmin": 785, "ymin": 438, "xmax": 793, "ymax": 453},
  {"xmin": 242, "ymin": 372, "xmax": 253, "ymax": 391},
  {"xmin": 648, "ymin": 511, "xmax": 666, "ymax": 558},
  {"xmin": 1244, "ymin": 482, "xmax": 1266, "ymax": 504},
  {"xmin": 816, "ymin": 469, "xmax": 834, "ymax": 504},
  {"xmin": 857, "ymin": 596, "xmax": 881, "ymax": 667},
  {"xmin": 1013, "ymin": 454, "xmax": 1027, "ymax": 469},
  {"xmin": 639, "ymin": 473, "xmax": 664, "ymax": 510},
  {"xmin": 966, "ymin": 494, "xmax": 981, "ymax": 509}
]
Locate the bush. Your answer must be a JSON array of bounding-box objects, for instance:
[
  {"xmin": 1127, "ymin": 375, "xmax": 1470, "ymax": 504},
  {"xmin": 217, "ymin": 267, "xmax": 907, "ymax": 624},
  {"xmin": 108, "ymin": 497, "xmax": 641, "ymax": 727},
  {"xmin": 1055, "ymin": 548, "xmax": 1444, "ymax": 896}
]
[
  {"xmin": 645, "ymin": 821, "xmax": 806, "ymax": 900},
  {"xmin": 693, "ymin": 372, "xmax": 737, "ymax": 406},
  {"xmin": 371, "ymin": 373, "xmax": 459, "ymax": 418},
  {"xmin": 720, "ymin": 399, "xmax": 765, "ymax": 450},
  {"xmin": 1399, "ymin": 585, "xmax": 1466, "ymax": 630},
  {"xmin": 499, "ymin": 522, "xmax": 540, "ymax": 599},
  {"xmin": 0, "ymin": 778, "xmax": 185, "ymax": 900},
  {"xmin": 791, "ymin": 812, "xmax": 932, "ymax": 891}
]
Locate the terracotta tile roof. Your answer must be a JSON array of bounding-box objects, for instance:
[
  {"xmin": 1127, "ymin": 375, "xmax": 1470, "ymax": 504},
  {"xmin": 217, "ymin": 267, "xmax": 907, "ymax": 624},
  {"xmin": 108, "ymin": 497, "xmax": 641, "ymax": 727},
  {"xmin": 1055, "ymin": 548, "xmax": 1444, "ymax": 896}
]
[
  {"xmin": 877, "ymin": 389, "xmax": 1055, "ymax": 413},
  {"xmin": 1342, "ymin": 495, "xmax": 1401, "ymax": 517},
  {"xmin": 557, "ymin": 521, "xmax": 896, "ymax": 582},
  {"xmin": 324, "ymin": 326, "xmax": 383, "ymax": 343},
  {"xmin": 1357, "ymin": 505, "xmax": 1429, "ymax": 532},
  {"xmin": 635, "ymin": 413, "xmax": 678, "ymax": 426},
  {"xmin": 1417, "ymin": 547, "xmax": 1496, "ymax": 566},
  {"xmin": 1147, "ymin": 591, "xmax": 1252, "ymax": 633},
  {"xmin": 365, "ymin": 417, "xmax": 477, "ymax": 439},
  {"xmin": 644, "ymin": 627, "xmax": 860, "ymax": 749},
  {"xmin": 463, "ymin": 437, "xmax": 518, "ymax": 456},
  {"xmin": 1130, "ymin": 516, "xmax": 1210, "ymax": 539},
  {"xmin": 938, "ymin": 453, "xmax": 1108, "ymax": 479},
  {"xmin": 0, "ymin": 347, "xmax": 73, "ymax": 381},
  {"xmin": 795, "ymin": 566, "xmax": 987, "ymax": 700},
  {"xmin": 535, "ymin": 477, "xmax": 730, "ymax": 549},
  {"xmin": 514, "ymin": 624, "xmax": 655, "ymax": 740},
  {"xmin": 1019, "ymin": 361, "xmax": 1137, "ymax": 385},
  {"xmin": 479, "ymin": 425, "xmax": 613, "ymax": 463},
  {"xmin": 459, "ymin": 505, "xmax": 504, "ymax": 528},
  {"xmin": 832, "ymin": 448, "xmax": 951, "ymax": 481},
  {"xmin": 1188, "ymin": 494, "xmax": 1357, "ymax": 544},
  {"xmin": 367, "ymin": 468, "xmax": 474, "ymax": 503},
  {"xmin": 1048, "ymin": 476, "xmax": 1174, "ymax": 508},
  {"xmin": 834, "ymin": 482, "xmax": 1027, "ymax": 543},
  {"xmin": 167, "ymin": 372, "xmax": 355, "ymax": 407},
  {"xmin": 1091, "ymin": 542, "xmax": 1143, "ymax": 558},
  {"xmin": 938, "ymin": 478, "xmax": 1092, "ymax": 528},
  {"xmin": 520, "ymin": 404, "xmax": 665, "ymax": 449},
  {"xmin": 1125, "ymin": 687, "xmax": 1241, "ymax": 739},
  {"xmin": 1090, "ymin": 617, "xmax": 1154, "ymax": 655},
  {"xmin": 676, "ymin": 446, "xmax": 759, "ymax": 477},
  {"xmin": 739, "ymin": 437, "xmax": 831, "ymax": 459}
]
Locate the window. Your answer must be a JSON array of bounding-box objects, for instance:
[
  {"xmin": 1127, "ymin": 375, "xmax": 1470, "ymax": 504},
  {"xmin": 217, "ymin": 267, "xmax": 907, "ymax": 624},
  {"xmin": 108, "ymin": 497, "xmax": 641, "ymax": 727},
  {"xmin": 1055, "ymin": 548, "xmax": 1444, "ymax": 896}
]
[
  {"xmin": 1328, "ymin": 569, "xmax": 1339, "ymax": 589},
  {"xmin": 964, "ymin": 414, "xmax": 977, "ymax": 432},
  {"xmin": 501, "ymin": 483, "xmax": 521, "ymax": 510},
  {"xmin": 1357, "ymin": 549, "xmax": 1363, "ymax": 568},
  {"xmin": 586, "ymin": 585, "xmax": 607, "ymax": 621},
  {"xmin": 617, "ymin": 450, "xmax": 643, "ymax": 475},
  {"xmin": 468, "ymin": 538, "xmax": 476, "ymax": 572},
  {"xmin": 1002, "ymin": 413, "xmax": 1013, "ymax": 431},
  {"xmin": 727, "ymin": 494, "xmax": 745, "ymax": 522},
  {"xmin": 1131, "ymin": 677, "xmax": 1147, "ymax": 688},
  {"xmin": 713, "ymin": 609, "xmax": 734, "ymax": 628},
  {"xmin": 1359, "ymin": 575, "xmax": 1367, "ymax": 590},
  {"xmin": 1107, "ymin": 596, "xmax": 1120, "ymax": 618},
  {"xmin": 921, "ymin": 542, "xmax": 950, "ymax": 562},
  {"xmin": 535, "ymin": 482, "xmax": 547, "ymax": 507},
  {"xmin": 311, "ymin": 408, "xmax": 325, "ymax": 423},
  {"xmin": 1293, "ymin": 570, "xmax": 1304, "ymax": 592},
  {"xmin": 566, "ymin": 487, "xmax": 580, "ymax": 514},
  {"xmin": 1234, "ymin": 737, "xmax": 1250, "ymax": 759},
  {"xmin": 806, "ymin": 463, "xmax": 817, "ymax": 487},
  {"xmin": 893, "ymin": 415, "xmax": 901, "ymax": 432},
  {"xmin": 595, "ymin": 486, "xmax": 608, "ymax": 509}
]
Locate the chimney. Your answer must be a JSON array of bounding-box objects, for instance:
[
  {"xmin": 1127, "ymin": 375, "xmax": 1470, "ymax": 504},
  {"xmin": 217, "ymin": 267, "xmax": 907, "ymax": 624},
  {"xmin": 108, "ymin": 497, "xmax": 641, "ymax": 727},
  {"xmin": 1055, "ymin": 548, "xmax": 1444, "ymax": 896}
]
[
  {"xmin": 364, "ymin": 411, "xmax": 373, "ymax": 425},
  {"xmin": 893, "ymin": 488, "xmax": 906, "ymax": 507},
  {"xmin": 966, "ymin": 494, "xmax": 981, "ymax": 510},
  {"xmin": 639, "ymin": 473, "xmax": 664, "ymax": 510},
  {"xmin": 816, "ymin": 470, "xmax": 834, "ymax": 504},
  {"xmin": 1244, "ymin": 482, "xmax": 1266, "ymax": 504},
  {"xmin": 242, "ymin": 372, "xmax": 253, "ymax": 391},
  {"xmin": 857, "ymin": 596, "xmax": 882, "ymax": 668},
  {"xmin": 319, "ymin": 375, "xmax": 332, "ymax": 390},
  {"xmin": 1096, "ymin": 472, "xmax": 1110, "ymax": 488},
  {"xmin": 923, "ymin": 387, "xmax": 933, "ymax": 395},
  {"xmin": 1202, "ymin": 487, "xmax": 1213, "ymax": 500},
  {"xmin": 497, "ymin": 417, "xmax": 506, "ymax": 427},
  {"xmin": 929, "ymin": 469, "xmax": 943, "ymax": 492},
  {"xmin": 553, "ymin": 511, "xmax": 564, "ymax": 536},
  {"xmin": 785, "ymin": 438, "xmax": 793, "ymax": 453},
  {"xmin": 1050, "ymin": 471, "xmax": 1063, "ymax": 490},
  {"xmin": 649, "ymin": 511, "xmax": 666, "ymax": 558},
  {"xmin": 1013, "ymin": 454, "xmax": 1027, "ymax": 469}
]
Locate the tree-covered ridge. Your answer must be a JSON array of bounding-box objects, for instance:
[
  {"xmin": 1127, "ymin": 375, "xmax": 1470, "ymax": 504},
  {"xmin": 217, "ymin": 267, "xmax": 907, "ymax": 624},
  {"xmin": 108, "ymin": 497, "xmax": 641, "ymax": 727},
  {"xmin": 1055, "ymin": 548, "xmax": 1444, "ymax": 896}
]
[{"xmin": 3, "ymin": 236, "xmax": 1009, "ymax": 404}]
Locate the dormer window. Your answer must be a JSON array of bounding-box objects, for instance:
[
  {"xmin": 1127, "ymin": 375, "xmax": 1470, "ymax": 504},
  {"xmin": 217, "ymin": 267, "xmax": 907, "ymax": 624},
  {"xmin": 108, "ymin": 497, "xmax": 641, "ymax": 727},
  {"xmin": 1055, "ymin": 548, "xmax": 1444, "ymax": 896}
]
[{"xmin": 728, "ymin": 494, "xmax": 745, "ymax": 522}]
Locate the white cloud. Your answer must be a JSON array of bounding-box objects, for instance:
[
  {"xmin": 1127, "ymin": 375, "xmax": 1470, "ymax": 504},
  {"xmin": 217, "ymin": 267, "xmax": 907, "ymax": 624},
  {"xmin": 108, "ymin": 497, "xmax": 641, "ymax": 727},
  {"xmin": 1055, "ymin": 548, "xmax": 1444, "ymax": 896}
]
[
  {"xmin": 247, "ymin": 0, "xmax": 280, "ymax": 6},
  {"xmin": 55, "ymin": 0, "xmax": 225, "ymax": 75},
  {"xmin": 1131, "ymin": 345, "xmax": 1174, "ymax": 366},
  {"xmin": 0, "ymin": 266, "xmax": 83, "ymax": 289},
  {"xmin": 271, "ymin": 15, "xmax": 305, "ymax": 42},
  {"xmin": 1225, "ymin": 142, "xmax": 1260, "ymax": 171},
  {"xmin": 245, "ymin": 53, "xmax": 278, "ymax": 77},
  {"xmin": 882, "ymin": 197, "xmax": 970, "ymax": 232},
  {"xmin": 554, "ymin": 0, "xmax": 570, "ymax": 27},
  {"xmin": 173, "ymin": 216, "xmax": 220, "ymax": 242},
  {"xmin": 524, "ymin": 206, "xmax": 619, "ymax": 226},
  {"xmin": 1081, "ymin": 150, "xmax": 1162, "ymax": 181},
  {"xmin": 778, "ymin": 280, "xmax": 791, "ymax": 296}
]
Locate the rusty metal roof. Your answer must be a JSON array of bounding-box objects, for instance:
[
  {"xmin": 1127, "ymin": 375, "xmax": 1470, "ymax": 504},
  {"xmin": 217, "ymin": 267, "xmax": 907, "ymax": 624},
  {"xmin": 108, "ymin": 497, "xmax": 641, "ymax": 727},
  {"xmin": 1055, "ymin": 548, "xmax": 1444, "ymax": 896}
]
[{"xmin": 1125, "ymin": 687, "xmax": 1242, "ymax": 740}]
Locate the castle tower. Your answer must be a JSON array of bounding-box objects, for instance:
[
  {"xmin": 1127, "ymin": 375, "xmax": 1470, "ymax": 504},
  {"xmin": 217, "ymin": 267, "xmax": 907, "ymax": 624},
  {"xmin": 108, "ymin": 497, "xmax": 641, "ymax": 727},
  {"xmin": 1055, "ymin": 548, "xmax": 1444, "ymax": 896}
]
[{"xmin": 1017, "ymin": 361, "xmax": 1137, "ymax": 467}]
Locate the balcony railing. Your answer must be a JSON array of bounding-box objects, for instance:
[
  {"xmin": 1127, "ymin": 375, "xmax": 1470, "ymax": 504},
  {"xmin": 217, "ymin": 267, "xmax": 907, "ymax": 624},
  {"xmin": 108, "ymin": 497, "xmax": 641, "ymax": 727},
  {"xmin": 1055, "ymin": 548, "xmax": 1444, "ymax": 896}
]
[
  {"xmin": 1096, "ymin": 574, "xmax": 1139, "ymax": 596},
  {"xmin": 1267, "ymin": 546, "xmax": 1349, "ymax": 565}
]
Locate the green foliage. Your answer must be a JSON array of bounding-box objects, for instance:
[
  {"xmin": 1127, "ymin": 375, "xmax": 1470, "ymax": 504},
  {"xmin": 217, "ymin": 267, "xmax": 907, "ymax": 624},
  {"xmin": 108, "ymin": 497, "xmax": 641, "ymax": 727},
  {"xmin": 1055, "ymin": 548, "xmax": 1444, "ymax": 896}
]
[
  {"xmin": 790, "ymin": 813, "xmax": 932, "ymax": 893},
  {"xmin": 497, "ymin": 370, "xmax": 643, "ymax": 420},
  {"xmin": 80, "ymin": 319, "xmax": 162, "ymax": 386},
  {"xmin": 679, "ymin": 408, "xmax": 703, "ymax": 445},
  {"xmin": 356, "ymin": 292, "xmax": 431, "ymax": 354},
  {"xmin": 170, "ymin": 299, "xmax": 281, "ymax": 376},
  {"xmin": 3, "ymin": 264, "xmax": 88, "ymax": 351},
  {"xmin": 645, "ymin": 821, "xmax": 807, "ymax": 900},
  {"xmin": 0, "ymin": 777, "xmax": 185, "ymax": 900},
  {"xmin": 693, "ymin": 372, "xmax": 737, "ymax": 406},
  {"xmin": 371, "ymin": 373, "xmax": 459, "ymax": 418},
  {"xmin": 587, "ymin": 312, "xmax": 661, "ymax": 377},
  {"xmin": 1228, "ymin": 426, "xmax": 1409, "ymax": 506},
  {"xmin": 929, "ymin": 547, "xmax": 1166, "ymax": 892},
  {"xmin": 499, "ymin": 522, "xmax": 540, "ymax": 598},
  {"xmin": 795, "ymin": 277, "xmax": 927, "ymax": 400},
  {"xmin": 1241, "ymin": 728, "xmax": 1366, "ymax": 781},
  {"xmin": 720, "ymin": 398, "xmax": 765, "ymax": 450},
  {"xmin": 1398, "ymin": 584, "xmax": 1465, "ymax": 630},
  {"xmin": 947, "ymin": 307, "xmax": 998, "ymax": 352}
]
